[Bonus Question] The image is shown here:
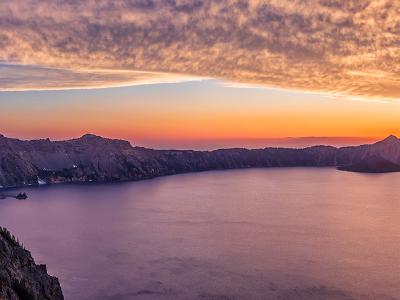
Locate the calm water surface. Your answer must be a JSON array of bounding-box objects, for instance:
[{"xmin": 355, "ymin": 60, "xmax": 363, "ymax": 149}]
[{"xmin": 0, "ymin": 168, "xmax": 399, "ymax": 300}]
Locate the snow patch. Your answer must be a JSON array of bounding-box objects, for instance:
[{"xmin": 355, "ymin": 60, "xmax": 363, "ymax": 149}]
[{"xmin": 37, "ymin": 177, "xmax": 47, "ymax": 185}]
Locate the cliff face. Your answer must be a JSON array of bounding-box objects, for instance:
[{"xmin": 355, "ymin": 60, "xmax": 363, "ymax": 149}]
[
  {"xmin": 1, "ymin": 134, "xmax": 400, "ymax": 188},
  {"xmin": 0, "ymin": 227, "xmax": 63, "ymax": 300},
  {"xmin": 338, "ymin": 155, "xmax": 400, "ymax": 173}
]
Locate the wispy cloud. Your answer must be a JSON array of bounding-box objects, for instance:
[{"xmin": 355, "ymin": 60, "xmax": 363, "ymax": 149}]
[
  {"xmin": 0, "ymin": 64, "xmax": 201, "ymax": 91},
  {"xmin": 1, "ymin": 1, "xmax": 399, "ymax": 99}
]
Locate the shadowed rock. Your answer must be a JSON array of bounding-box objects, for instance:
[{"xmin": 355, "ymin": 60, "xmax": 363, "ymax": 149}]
[
  {"xmin": 0, "ymin": 227, "xmax": 64, "ymax": 300},
  {"xmin": 1, "ymin": 134, "xmax": 400, "ymax": 189}
]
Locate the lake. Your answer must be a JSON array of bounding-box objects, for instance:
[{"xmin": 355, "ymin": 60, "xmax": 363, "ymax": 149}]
[{"xmin": 0, "ymin": 168, "xmax": 399, "ymax": 300}]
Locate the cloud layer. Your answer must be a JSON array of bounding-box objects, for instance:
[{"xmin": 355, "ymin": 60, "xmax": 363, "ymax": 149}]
[
  {"xmin": 0, "ymin": 64, "xmax": 199, "ymax": 91},
  {"xmin": 1, "ymin": 1, "xmax": 400, "ymax": 99}
]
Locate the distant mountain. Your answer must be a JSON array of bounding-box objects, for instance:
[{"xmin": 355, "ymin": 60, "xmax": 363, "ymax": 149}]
[
  {"xmin": 338, "ymin": 155, "xmax": 400, "ymax": 173},
  {"xmin": 1, "ymin": 134, "xmax": 400, "ymax": 189},
  {"xmin": 336, "ymin": 135, "xmax": 400, "ymax": 171}
]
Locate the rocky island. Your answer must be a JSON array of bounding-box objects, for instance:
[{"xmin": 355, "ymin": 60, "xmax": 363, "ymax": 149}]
[
  {"xmin": 0, "ymin": 227, "xmax": 63, "ymax": 300},
  {"xmin": 1, "ymin": 133, "xmax": 400, "ymax": 189}
]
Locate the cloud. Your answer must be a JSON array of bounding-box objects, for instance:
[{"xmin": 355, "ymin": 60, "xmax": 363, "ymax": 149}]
[
  {"xmin": 0, "ymin": 0, "xmax": 399, "ymax": 100},
  {"xmin": 0, "ymin": 64, "xmax": 201, "ymax": 91}
]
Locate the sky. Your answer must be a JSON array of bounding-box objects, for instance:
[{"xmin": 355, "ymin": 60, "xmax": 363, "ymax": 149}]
[
  {"xmin": 0, "ymin": 1, "xmax": 399, "ymax": 149},
  {"xmin": 1, "ymin": 80, "xmax": 399, "ymax": 149}
]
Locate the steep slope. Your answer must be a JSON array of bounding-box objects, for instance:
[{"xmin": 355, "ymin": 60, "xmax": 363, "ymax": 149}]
[
  {"xmin": 336, "ymin": 135, "xmax": 400, "ymax": 172},
  {"xmin": 0, "ymin": 135, "xmax": 38, "ymax": 188},
  {"xmin": 365, "ymin": 135, "xmax": 400, "ymax": 164},
  {"xmin": 338, "ymin": 155, "xmax": 400, "ymax": 173},
  {"xmin": 0, "ymin": 227, "xmax": 63, "ymax": 300}
]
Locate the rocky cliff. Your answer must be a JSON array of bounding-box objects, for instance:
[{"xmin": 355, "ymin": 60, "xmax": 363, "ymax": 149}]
[
  {"xmin": 0, "ymin": 227, "xmax": 63, "ymax": 300},
  {"xmin": 1, "ymin": 134, "xmax": 400, "ymax": 188}
]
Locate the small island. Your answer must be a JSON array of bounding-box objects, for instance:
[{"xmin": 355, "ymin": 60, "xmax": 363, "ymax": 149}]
[
  {"xmin": 15, "ymin": 193, "xmax": 27, "ymax": 200},
  {"xmin": 0, "ymin": 193, "xmax": 28, "ymax": 200}
]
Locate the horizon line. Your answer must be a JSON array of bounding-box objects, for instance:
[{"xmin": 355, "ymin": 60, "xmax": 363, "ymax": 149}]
[{"xmin": 0, "ymin": 133, "xmax": 388, "ymax": 150}]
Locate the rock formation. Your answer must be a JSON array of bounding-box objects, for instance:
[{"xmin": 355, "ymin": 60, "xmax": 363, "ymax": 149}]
[
  {"xmin": 1, "ymin": 134, "xmax": 400, "ymax": 188},
  {"xmin": 0, "ymin": 227, "xmax": 64, "ymax": 300}
]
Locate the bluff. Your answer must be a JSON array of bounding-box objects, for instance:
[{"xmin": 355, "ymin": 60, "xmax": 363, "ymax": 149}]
[
  {"xmin": 1, "ymin": 134, "xmax": 400, "ymax": 188},
  {"xmin": 0, "ymin": 227, "xmax": 63, "ymax": 300}
]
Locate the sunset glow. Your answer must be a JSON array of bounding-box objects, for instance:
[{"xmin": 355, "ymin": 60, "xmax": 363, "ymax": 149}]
[
  {"xmin": 1, "ymin": 80, "xmax": 398, "ymax": 149},
  {"xmin": 1, "ymin": 1, "xmax": 400, "ymax": 101},
  {"xmin": 2, "ymin": 3, "xmax": 400, "ymax": 299},
  {"xmin": 1, "ymin": 1, "xmax": 400, "ymax": 148}
]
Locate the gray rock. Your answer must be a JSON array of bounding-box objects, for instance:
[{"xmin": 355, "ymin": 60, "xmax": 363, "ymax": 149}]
[
  {"xmin": 0, "ymin": 227, "xmax": 64, "ymax": 300},
  {"xmin": 1, "ymin": 134, "xmax": 400, "ymax": 188}
]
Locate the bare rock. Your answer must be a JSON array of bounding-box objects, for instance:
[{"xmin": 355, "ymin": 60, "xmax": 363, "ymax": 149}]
[{"xmin": 0, "ymin": 227, "xmax": 64, "ymax": 300}]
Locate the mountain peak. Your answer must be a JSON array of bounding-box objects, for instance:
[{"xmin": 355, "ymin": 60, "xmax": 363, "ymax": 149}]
[
  {"xmin": 76, "ymin": 133, "xmax": 132, "ymax": 149},
  {"xmin": 382, "ymin": 135, "xmax": 399, "ymax": 142},
  {"xmin": 373, "ymin": 134, "xmax": 400, "ymax": 147},
  {"xmin": 80, "ymin": 133, "xmax": 103, "ymax": 140}
]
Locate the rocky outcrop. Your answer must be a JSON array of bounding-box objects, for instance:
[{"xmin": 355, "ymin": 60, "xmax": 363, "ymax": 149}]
[
  {"xmin": 1, "ymin": 134, "xmax": 400, "ymax": 188},
  {"xmin": 338, "ymin": 155, "xmax": 400, "ymax": 173},
  {"xmin": 0, "ymin": 227, "xmax": 64, "ymax": 300}
]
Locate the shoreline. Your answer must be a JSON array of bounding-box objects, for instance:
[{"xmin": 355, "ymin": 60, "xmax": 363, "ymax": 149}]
[{"xmin": 0, "ymin": 165, "xmax": 390, "ymax": 193}]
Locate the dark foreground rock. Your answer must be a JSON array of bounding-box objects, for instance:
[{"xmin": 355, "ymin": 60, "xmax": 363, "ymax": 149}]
[{"xmin": 0, "ymin": 227, "xmax": 63, "ymax": 300}]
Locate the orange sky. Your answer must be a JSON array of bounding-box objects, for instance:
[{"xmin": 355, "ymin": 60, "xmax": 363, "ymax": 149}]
[
  {"xmin": 1, "ymin": 1, "xmax": 400, "ymax": 149},
  {"xmin": 0, "ymin": 81, "xmax": 399, "ymax": 149}
]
